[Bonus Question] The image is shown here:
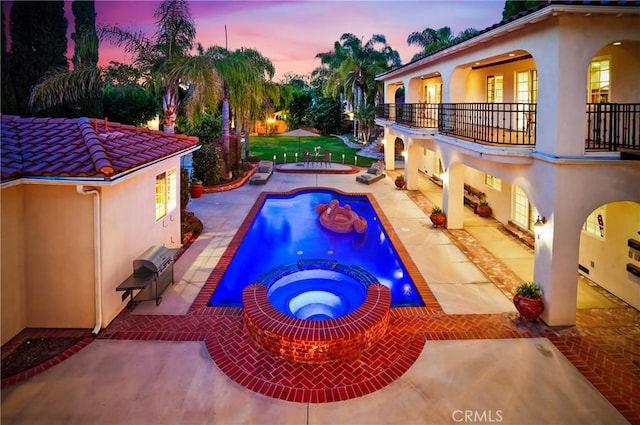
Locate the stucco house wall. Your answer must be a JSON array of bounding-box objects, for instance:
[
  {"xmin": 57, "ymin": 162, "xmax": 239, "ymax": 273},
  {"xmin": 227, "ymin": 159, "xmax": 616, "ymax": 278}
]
[
  {"xmin": 1, "ymin": 185, "xmax": 27, "ymax": 343},
  {"xmin": 22, "ymin": 184, "xmax": 96, "ymax": 329},
  {"xmin": 100, "ymin": 157, "xmax": 183, "ymax": 326}
]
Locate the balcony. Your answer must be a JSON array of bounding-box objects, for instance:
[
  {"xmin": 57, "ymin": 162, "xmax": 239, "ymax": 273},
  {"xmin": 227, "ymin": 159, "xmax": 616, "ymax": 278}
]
[{"xmin": 377, "ymin": 103, "xmax": 640, "ymax": 152}]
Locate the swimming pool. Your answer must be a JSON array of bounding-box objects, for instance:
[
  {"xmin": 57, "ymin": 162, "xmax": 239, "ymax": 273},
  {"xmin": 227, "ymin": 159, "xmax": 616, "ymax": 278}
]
[{"xmin": 209, "ymin": 189, "xmax": 425, "ymax": 309}]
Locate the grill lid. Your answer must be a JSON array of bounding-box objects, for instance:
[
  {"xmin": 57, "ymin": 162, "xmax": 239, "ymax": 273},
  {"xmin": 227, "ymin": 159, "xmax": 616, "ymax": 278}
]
[{"xmin": 133, "ymin": 245, "xmax": 176, "ymax": 274}]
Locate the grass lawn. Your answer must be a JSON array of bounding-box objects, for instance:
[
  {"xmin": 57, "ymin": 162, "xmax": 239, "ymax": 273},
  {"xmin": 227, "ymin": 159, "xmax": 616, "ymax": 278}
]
[{"xmin": 246, "ymin": 135, "xmax": 379, "ymax": 167}]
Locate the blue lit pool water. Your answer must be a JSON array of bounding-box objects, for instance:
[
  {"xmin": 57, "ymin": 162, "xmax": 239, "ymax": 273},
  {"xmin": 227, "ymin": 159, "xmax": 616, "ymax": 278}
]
[{"xmin": 209, "ymin": 189, "xmax": 425, "ymax": 309}]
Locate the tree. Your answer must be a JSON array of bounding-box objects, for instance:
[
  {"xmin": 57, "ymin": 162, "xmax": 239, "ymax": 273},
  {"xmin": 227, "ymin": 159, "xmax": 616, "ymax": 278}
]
[
  {"xmin": 502, "ymin": 0, "xmax": 545, "ymax": 21},
  {"xmin": 318, "ymin": 33, "xmax": 400, "ymax": 141},
  {"xmin": 70, "ymin": 0, "xmax": 101, "ymax": 117},
  {"xmin": 8, "ymin": 1, "xmax": 68, "ymax": 115},
  {"xmin": 1, "ymin": 6, "xmax": 17, "ymax": 113},
  {"xmin": 309, "ymin": 96, "xmax": 343, "ymax": 136},
  {"xmin": 101, "ymin": 0, "xmax": 219, "ymax": 133},
  {"xmin": 407, "ymin": 26, "xmax": 479, "ymax": 62},
  {"xmin": 27, "ymin": 0, "xmax": 104, "ymax": 117},
  {"xmin": 103, "ymin": 85, "xmax": 159, "ymax": 126},
  {"xmin": 71, "ymin": 0, "xmax": 98, "ymax": 68},
  {"xmin": 227, "ymin": 47, "xmax": 278, "ymax": 161},
  {"xmin": 286, "ymin": 90, "xmax": 313, "ymax": 131}
]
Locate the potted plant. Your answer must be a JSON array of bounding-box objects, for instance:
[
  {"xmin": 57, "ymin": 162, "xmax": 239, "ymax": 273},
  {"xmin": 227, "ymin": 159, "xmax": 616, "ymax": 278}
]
[
  {"xmin": 429, "ymin": 206, "xmax": 446, "ymax": 228},
  {"xmin": 513, "ymin": 281, "xmax": 544, "ymax": 321},
  {"xmin": 395, "ymin": 174, "xmax": 406, "ymax": 189},
  {"xmin": 476, "ymin": 199, "xmax": 492, "ymax": 217},
  {"xmin": 189, "ymin": 178, "xmax": 204, "ymax": 199}
]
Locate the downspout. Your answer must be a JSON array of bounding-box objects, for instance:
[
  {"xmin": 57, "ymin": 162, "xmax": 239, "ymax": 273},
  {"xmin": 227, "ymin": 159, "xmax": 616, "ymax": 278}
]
[{"xmin": 76, "ymin": 185, "xmax": 103, "ymax": 336}]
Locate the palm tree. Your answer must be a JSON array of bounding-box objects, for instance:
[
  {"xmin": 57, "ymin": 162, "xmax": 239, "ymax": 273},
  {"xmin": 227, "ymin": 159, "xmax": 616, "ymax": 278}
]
[
  {"xmin": 101, "ymin": 0, "xmax": 218, "ymax": 133},
  {"xmin": 228, "ymin": 48, "xmax": 277, "ymax": 160},
  {"xmin": 408, "ymin": 26, "xmax": 478, "ymax": 62},
  {"xmin": 319, "ymin": 33, "xmax": 400, "ymax": 142},
  {"xmin": 199, "ymin": 46, "xmax": 246, "ymax": 178},
  {"xmin": 29, "ymin": 0, "xmax": 219, "ymax": 131}
]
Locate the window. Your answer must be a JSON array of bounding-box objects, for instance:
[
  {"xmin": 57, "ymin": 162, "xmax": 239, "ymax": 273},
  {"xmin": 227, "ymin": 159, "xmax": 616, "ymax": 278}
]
[
  {"xmin": 487, "ymin": 75, "xmax": 503, "ymax": 103},
  {"xmin": 516, "ymin": 70, "xmax": 538, "ymax": 131},
  {"xmin": 484, "ymin": 174, "xmax": 502, "ymax": 191},
  {"xmin": 155, "ymin": 168, "xmax": 177, "ymax": 221},
  {"xmin": 513, "ymin": 186, "xmax": 538, "ymax": 231},
  {"xmin": 516, "ymin": 70, "xmax": 538, "ymax": 103},
  {"xmin": 583, "ymin": 207, "xmax": 605, "ymax": 239},
  {"xmin": 424, "ymin": 83, "xmax": 442, "ymax": 103},
  {"xmin": 589, "ymin": 58, "xmax": 610, "ymax": 103}
]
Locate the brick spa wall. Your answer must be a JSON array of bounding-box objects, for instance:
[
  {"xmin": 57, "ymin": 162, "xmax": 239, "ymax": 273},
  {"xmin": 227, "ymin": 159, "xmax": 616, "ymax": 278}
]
[{"xmin": 243, "ymin": 283, "xmax": 391, "ymax": 364}]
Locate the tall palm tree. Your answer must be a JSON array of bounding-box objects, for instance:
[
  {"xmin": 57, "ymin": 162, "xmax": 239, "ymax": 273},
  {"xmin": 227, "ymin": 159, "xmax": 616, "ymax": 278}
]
[
  {"xmin": 228, "ymin": 48, "xmax": 278, "ymax": 160},
  {"xmin": 200, "ymin": 45, "xmax": 247, "ymax": 179},
  {"xmin": 101, "ymin": 0, "xmax": 217, "ymax": 133},
  {"xmin": 30, "ymin": 0, "xmax": 219, "ymax": 131},
  {"xmin": 320, "ymin": 33, "xmax": 400, "ymax": 141}
]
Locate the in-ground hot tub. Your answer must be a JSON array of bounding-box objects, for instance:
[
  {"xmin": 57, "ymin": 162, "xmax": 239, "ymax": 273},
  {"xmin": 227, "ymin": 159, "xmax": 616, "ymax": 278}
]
[{"xmin": 243, "ymin": 260, "xmax": 391, "ymax": 364}]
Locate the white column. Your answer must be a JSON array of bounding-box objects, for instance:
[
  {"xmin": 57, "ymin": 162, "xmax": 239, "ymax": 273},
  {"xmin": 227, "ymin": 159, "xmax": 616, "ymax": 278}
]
[
  {"xmin": 534, "ymin": 213, "xmax": 581, "ymax": 327},
  {"xmin": 443, "ymin": 162, "xmax": 464, "ymax": 229},
  {"xmin": 406, "ymin": 138, "xmax": 421, "ymax": 190},
  {"xmin": 383, "ymin": 129, "xmax": 396, "ymax": 171}
]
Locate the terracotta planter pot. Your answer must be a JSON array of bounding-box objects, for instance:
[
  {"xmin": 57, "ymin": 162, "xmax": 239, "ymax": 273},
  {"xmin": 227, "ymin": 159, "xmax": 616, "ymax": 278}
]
[
  {"xmin": 513, "ymin": 294, "xmax": 544, "ymax": 320},
  {"xmin": 429, "ymin": 213, "xmax": 446, "ymax": 228},
  {"xmin": 189, "ymin": 183, "xmax": 204, "ymax": 199},
  {"xmin": 395, "ymin": 180, "xmax": 406, "ymax": 189},
  {"xmin": 476, "ymin": 205, "xmax": 492, "ymax": 217}
]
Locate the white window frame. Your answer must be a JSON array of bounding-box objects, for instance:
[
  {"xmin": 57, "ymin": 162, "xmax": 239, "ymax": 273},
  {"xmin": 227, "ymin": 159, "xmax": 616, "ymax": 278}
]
[
  {"xmin": 487, "ymin": 75, "xmax": 503, "ymax": 103},
  {"xmin": 155, "ymin": 168, "xmax": 177, "ymax": 221},
  {"xmin": 484, "ymin": 174, "xmax": 502, "ymax": 191},
  {"xmin": 512, "ymin": 186, "xmax": 538, "ymax": 231},
  {"xmin": 588, "ymin": 57, "xmax": 610, "ymax": 103}
]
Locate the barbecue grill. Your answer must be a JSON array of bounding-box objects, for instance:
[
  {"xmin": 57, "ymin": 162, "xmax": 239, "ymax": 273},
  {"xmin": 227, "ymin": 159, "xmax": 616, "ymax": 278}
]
[{"xmin": 116, "ymin": 245, "xmax": 180, "ymax": 305}]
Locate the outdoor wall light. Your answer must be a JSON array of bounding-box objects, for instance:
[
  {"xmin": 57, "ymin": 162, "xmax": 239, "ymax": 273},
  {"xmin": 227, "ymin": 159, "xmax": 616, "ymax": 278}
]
[{"xmin": 534, "ymin": 216, "xmax": 546, "ymax": 239}]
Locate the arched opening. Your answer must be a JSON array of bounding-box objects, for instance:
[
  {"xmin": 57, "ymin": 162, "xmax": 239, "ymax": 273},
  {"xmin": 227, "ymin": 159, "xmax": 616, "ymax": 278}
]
[
  {"xmin": 577, "ymin": 201, "xmax": 640, "ymax": 310},
  {"xmin": 393, "ymin": 137, "xmax": 404, "ymax": 161},
  {"xmin": 585, "ymin": 40, "xmax": 640, "ymax": 154}
]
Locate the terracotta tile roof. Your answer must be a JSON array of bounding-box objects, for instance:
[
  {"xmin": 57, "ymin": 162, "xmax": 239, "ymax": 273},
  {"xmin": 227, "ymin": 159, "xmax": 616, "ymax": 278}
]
[{"xmin": 1, "ymin": 115, "xmax": 198, "ymax": 182}]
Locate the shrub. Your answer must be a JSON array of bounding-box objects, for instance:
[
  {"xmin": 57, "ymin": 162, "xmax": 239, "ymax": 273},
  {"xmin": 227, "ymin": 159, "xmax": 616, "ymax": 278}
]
[
  {"xmin": 192, "ymin": 142, "xmax": 222, "ymax": 186},
  {"xmin": 431, "ymin": 206, "xmax": 443, "ymax": 214},
  {"xmin": 515, "ymin": 281, "xmax": 543, "ymax": 299},
  {"xmin": 231, "ymin": 162, "xmax": 252, "ymax": 179},
  {"xmin": 180, "ymin": 167, "xmax": 190, "ymax": 211}
]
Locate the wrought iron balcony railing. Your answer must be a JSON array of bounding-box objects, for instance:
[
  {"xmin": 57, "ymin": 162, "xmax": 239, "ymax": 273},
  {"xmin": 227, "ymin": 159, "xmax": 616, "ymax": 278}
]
[
  {"xmin": 377, "ymin": 102, "xmax": 640, "ymax": 151},
  {"xmin": 585, "ymin": 103, "xmax": 640, "ymax": 152},
  {"xmin": 377, "ymin": 102, "xmax": 535, "ymax": 146}
]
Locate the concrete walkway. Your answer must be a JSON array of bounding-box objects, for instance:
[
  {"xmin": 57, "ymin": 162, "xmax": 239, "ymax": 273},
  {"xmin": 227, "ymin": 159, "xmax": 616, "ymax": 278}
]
[{"xmin": 0, "ymin": 171, "xmax": 631, "ymax": 425}]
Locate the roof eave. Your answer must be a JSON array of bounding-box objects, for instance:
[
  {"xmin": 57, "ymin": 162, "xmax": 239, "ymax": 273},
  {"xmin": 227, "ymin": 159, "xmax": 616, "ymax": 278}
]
[
  {"xmin": 1, "ymin": 144, "xmax": 200, "ymax": 188},
  {"xmin": 377, "ymin": 3, "xmax": 640, "ymax": 81}
]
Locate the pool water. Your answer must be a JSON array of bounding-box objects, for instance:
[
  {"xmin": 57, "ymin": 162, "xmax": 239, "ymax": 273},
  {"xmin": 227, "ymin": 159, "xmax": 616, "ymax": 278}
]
[
  {"xmin": 267, "ymin": 269, "xmax": 367, "ymax": 320},
  {"xmin": 209, "ymin": 189, "xmax": 425, "ymax": 308}
]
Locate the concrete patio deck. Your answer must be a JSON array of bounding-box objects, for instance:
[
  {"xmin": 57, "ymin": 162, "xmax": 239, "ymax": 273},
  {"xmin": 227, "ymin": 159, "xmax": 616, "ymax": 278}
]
[{"xmin": 1, "ymin": 169, "xmax": 638, "ymax": 424}]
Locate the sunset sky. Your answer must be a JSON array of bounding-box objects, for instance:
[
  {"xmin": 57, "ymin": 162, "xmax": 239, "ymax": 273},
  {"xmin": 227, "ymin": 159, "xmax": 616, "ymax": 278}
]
[{"xmin": 3, "ymin": 0, "xmax": 506, "ymax": 81}]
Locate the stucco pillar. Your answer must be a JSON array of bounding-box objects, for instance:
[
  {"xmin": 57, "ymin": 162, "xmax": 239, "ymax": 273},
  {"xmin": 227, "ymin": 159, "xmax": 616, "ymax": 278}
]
[
  {"xmin": 535, "ymin": 31, "xmax": 590, "ymax": 157},
  {"xmin": 383, "ymin": 130, "xmax": 396, "ymax": 171},
  {"xmin": 534, "ymin": 214, "xmax": 580, "ymax": 326},
  {"xmin": 442, "ymin": 162, "xmax": 465, "ymax": 229},
  {"xmin": 405, "ymin": 139, "xmax": 421, "ymax": 190}
]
